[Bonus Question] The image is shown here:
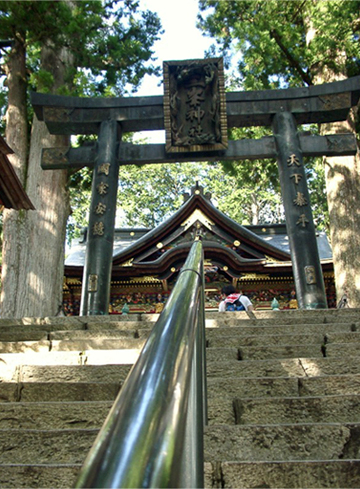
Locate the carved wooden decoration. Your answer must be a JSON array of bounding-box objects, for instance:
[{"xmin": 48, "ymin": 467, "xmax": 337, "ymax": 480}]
[{"xmin": 163, "ymin": 58, "xmax": 228, "ymax": 154}]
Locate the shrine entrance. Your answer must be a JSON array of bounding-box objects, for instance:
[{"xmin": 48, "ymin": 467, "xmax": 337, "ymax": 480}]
[{"xmin": 31, "ymin": 58, "xmax": 360, "ymax": 315}]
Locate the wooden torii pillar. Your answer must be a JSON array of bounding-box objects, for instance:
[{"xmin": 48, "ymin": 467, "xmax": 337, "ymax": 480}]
[{"xmin": 31, "ymin": 59, "xmax": 360, "ymax": 314}]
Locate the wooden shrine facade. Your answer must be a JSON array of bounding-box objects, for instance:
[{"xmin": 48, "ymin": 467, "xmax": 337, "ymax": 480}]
[{"xmin": 63, "ymin": 184, "xmax": 335, "ymax": 315}]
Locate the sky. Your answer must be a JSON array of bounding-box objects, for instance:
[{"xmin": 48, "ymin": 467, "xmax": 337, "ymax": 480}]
[
  {"xmin": 137, "ymin": 0, "xmax": 215, "ymax": 97},
  {"xmin": 135, "ymin": 0, "xmax": 215, "ymax": 141}
]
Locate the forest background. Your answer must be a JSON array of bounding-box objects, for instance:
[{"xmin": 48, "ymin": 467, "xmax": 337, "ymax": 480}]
[{"xmin": 0, "ymin": 0, "xmax": 359, "ymax": 317}]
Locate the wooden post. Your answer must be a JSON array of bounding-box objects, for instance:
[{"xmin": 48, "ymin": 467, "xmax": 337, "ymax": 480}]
[
  {"xmin": 272, "ymin": 112, "xmax": 327, "ymax": 309},
  {"xmin": 80, "ymin": 120, "xmax": 121, "ymax": 315}
]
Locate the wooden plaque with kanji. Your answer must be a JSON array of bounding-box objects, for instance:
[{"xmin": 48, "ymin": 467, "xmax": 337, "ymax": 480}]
[{"xmin": 163, "ymin": 58, "xmax": 228, "ymax": 154}]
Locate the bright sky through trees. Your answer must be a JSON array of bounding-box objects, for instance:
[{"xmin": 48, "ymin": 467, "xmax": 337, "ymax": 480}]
[
  {"xmin": 136, "ymin": 0, "xmax": 213, "ymax": 142},
  {"xmin": 138, "ymin": 0, "xmax": 213, "ymax": 96}
]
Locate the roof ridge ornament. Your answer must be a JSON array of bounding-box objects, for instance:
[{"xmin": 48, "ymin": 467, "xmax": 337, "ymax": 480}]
[{"xmin": 182, "ymin": 181, "xmax": 212, "ymax": 202}]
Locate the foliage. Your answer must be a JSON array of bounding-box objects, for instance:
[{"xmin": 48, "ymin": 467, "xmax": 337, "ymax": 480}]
[
  {"xmin": 0, "ymin": 0, "xmax": 163, "ymax": 244},
  {"xmin": 67, "ymin": 166, "xmax": 93, "ymax": 243},
  {"xmin": 305, "ymin": 156, "xmax": 329, "ymax": 232},
  {"xmin": 197, "ymin": 0, "xmax": 360, "ymax": 89},
  {"xmin": 0, "ymin": 1, "xmax": 163, "ymax": 97},
  {"xmin": 67, "ymin": 159, "xmax": 279, "ymax": 243},
  {"xmin": 196, "ymin": 0, "xmax": 360, "ymax": 231}
]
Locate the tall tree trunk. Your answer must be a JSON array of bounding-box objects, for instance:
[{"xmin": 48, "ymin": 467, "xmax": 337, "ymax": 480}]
[
  {"xmin": 314, "ymin": 65, "xmax": 360, "ymax": 307},
  {"xmin": 304, "ymin": 5, "xmax": 360, "ymax": 307},
  {"xmin": 3, "ymin": 36, "xmax": 27, "ymax": 182},
  {"xmin": 321, "ymin": 109, "xmax": 360, "ymax": 307},
  {"xmin": 1, "ymin": 43, "xmax": 71, "ymax": 318}
]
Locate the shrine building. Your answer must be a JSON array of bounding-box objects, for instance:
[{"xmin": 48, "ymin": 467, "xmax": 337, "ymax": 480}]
[
  {"xmin": 0, "ymin": 136, "xmax": 34, "ymax": 211},
  {"xmin": 63, "ymin": 184, "xmax": 334, "ymax": 315}
]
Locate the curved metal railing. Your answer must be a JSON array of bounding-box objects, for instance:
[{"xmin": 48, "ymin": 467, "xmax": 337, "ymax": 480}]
[{"xmin": 75, "ymin": 240, "xmax": 207, "ymax": 488}]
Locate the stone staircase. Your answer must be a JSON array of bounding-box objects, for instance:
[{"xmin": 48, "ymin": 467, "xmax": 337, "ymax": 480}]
[{"xmin": 0, "ymin": 309, "xmax": 360, "ymax": 488}]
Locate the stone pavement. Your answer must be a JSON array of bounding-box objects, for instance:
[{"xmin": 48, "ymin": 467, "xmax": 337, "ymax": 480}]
[{"xmin": 0, "ymin": 309, "xmax": 359, "ymax": 487}]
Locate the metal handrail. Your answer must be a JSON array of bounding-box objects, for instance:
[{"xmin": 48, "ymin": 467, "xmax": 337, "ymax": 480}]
[{"xmin": 75, "ymin": 240, "xmax": 207, "ymax": 488}]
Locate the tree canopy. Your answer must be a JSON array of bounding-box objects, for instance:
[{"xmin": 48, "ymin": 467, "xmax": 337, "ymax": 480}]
[
  {"xmin": 197, "ymin": 0, "xmax": 360, "ymax": 89},
  {"xmin": 0, "ymin": 0, "xmax": 163, "ymax": 317},
  {"xmin": 0, "ymin": 0, "xmax": 163, "ymax": 99},
  {"xmin": 197, "ymin": 0, "xmax": 360, "ymax": 306},
  {"xmin": 194, "ymin": 0, "xmax": 360, "ymax": 232}
]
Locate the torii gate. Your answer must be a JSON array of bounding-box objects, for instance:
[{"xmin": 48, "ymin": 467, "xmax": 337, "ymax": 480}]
[{"xmin": 31, "ymin": 58, "xmax": 360, "ymax": 315}]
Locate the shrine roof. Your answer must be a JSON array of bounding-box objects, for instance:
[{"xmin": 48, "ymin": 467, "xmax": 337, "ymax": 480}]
[
  {"xmin": 65, "ymin": 188, "xmax": 332, "ymax": 270},
  {"xmin": 65, "ymin": 228, "xmax": 150, "ymax": 267},
  {"xmin": 249, "ymin": 224, "xmax": 332, "ymax": 260}
]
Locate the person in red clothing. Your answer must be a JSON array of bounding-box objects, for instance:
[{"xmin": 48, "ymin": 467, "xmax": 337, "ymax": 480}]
[{"xmin": 218, "ymin": 285, "xmax": 254, "ymax": 312}]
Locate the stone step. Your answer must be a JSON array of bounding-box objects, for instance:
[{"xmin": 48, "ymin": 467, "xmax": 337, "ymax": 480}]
[
  {"xmin": 1, "ymin": 348, "xmax": 358, "ymax": 381},
  {"xmin": 207, "ymin": 375, "xmax": 360, "ymax": 424},
  {"xmin": 207, "ymin": 345, "xmax": 324, "ymax": 361},
  {"xmin": 0, "ymin": 348, "xmax": 140, "ymax": 369},
  {"xmin": 325, "ymin": 332, "xmax": 360, "ymax": 343},
  {"xmin": 0, "ymin": 328, "xmax": 140, "ymax": 343},
  {"xmin": 204, "ymin": 423, "xmax": 360, "ymax": 462},
  {"xmin": 1, "ymin": 423, "xmax": 358, "ymax": 465},
  {"xmin": 232, "ymin": 394, "xmax": 360, "ymax": 426},
  {"xmin": 0, "ymin": 429, "xmax": 97, "ymax": 464},
  {"xmin": 206, "ymin": 459, "xmax": 360, "ymax": 489},
  {"xmin": 3, "ymin": 373, "xmax": 357, "ymax": 424},
  {"xmin": 50, "ymin": 337, "xmax": 145, "ymax": 352},
  {"xmin": 1, "ymin": 309, "xmax": 359, "ymax": 489},
  {"xmin": 0, "ymin": 464, "xmax": 81, "ymax": 489},
  {"xmin": 208, "ymin": 373, "xmax": 360, "ymax": 401},
  {"xmin": 205, "ymin": 309, "xmax": 360, "ymax": 326},
  {"xmin": 0, "ymin": 317, "xmax": 144, "ymax": 335},
  {"xmin": 0, "ymin": 381, "xmax": 120, "ymax": 402},
  {"xmin": 2, "ymin": 347, "xmax": 358, "ymax": 382},
  {"xmin": 19, "ymin": 364, "xmax": 132, "ymax": 383},
  {"xmin": 0, "ymin": 315, "xmax": 142, "ymax": 327},
  {"xmin": 0, "ymin": 323, "xmax": 86, "ymax": 335},
  {"xmin": 86, "ymin": 320, "xmax": 152, "ymax": 331},
  {"xmin": 0, "ymin": 317, "xmax": 358, "ymax": 343},
  {"xmin": 0, "ymin": 316, "xmax": 86, "ymax": 328},
  {"xmin": 0, "ymin": 340, "xmax": 51, "ymax": 354},
  {"xmin": 0, "ymin": 401, "xmax": 112, "ymax": 430},
  {"xmin": 206, "ymin": 323, "xmax": 359, "ymax": 340},
  {"xmin": 3, "ymin": 357, "xmax": 358, "ymax": 395},
  {"xmin": 7, "ymin": 330, "xmax": 359, "ymax": 355},
  {"xmin": 326, "ymin": 343, "xmax": 360, "ymax": 358},
  {"xmin": 207, "ymin": 355, "xmax": 360, "ymax": 378},
  {"xmin": 0, "ymin": 309, "xmax": 358, "ymax": 336},
  {"xmin": 0, "ymin": 337, "xmax": 145, "ymax": 354},
  {"xmin": 0, "ymin": 331, "xmax": 49, "ymax": 342},
  {"xmin": 208, "ymin": 332, "xmax": 326, "ymax": 348},
  {"xmin": 1, "ymin": 460, "xmax": 360, "ymax": 489},
  {"xmin": 1, "ymin": 325, "xmax": 359, "ymax": 350}
]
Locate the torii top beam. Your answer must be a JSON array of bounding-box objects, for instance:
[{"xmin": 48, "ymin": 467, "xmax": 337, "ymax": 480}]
[{"xmin": 31, "ymin": 75, "xmax": 360, "ymax": 135}]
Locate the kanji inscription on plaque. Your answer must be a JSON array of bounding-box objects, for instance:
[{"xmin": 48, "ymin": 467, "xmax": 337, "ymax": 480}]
[{"xmin": 163, "ymin": 58, "xmax": 228, "ymax": 154}]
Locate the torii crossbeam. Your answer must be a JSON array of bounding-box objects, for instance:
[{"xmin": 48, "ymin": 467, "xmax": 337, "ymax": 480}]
[{"xmin": 31, "ymin": 59, "xmax": 360, "ymax": 315}]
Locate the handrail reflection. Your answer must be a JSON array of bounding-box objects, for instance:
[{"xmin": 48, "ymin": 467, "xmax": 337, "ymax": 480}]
[{"xmin": 75, "ymin": 240, "xmax": 206, "ymax": 488}]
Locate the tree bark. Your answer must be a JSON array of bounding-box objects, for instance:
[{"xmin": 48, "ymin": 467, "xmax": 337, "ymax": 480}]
[
  {"xmin": 321, "ymin": 112, "xmax": 360, "ymax": 307},
  {"xmin": 3, "ymin": 35, "xmax": 28, "ymax": 182},
  {"xmin": 304, "ymin": 6, "xmax": 360, "ymax": 307},
  {"xmin": 1, "ymin": 43, "xmax": 71, "ymax": 318},
  {"xmin": 315, "ymin": 67, "xmax": 360, "ymax": 307}
]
